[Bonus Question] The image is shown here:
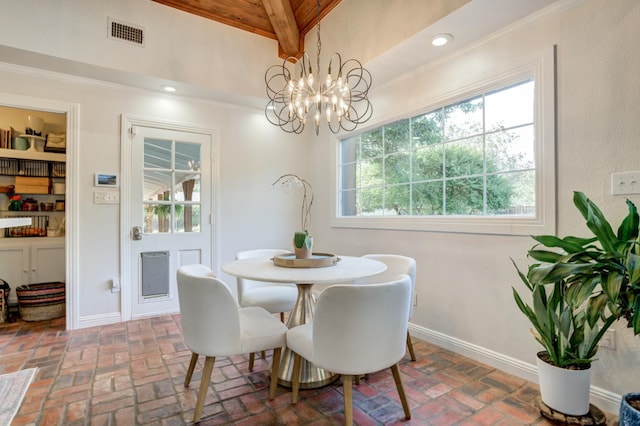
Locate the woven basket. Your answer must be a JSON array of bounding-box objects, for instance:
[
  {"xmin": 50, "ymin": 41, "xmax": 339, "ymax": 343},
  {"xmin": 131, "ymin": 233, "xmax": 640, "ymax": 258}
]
[
  {"xmin": 0, "ymin": 295, "xmax": 6, "ymax": 323},
  {"xmin": 0, "ymin": 280, "xmax": 9, "ymax": 324},
  {"xmin": 16, "ymin": 282, "xmax": 65, "ymax": 321}
]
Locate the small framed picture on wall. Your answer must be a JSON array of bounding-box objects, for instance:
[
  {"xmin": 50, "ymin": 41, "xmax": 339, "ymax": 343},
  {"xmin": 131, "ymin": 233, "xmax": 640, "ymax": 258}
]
[{"xmin": 95, "ymin": 173, "xmax": 118, "ymax": 187}]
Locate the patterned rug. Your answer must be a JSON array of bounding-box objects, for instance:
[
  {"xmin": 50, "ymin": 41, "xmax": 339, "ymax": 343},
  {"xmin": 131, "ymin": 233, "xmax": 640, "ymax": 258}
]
[{"xmin": 0, "ymin": 368, "xmax": 37, "ymax": 424}]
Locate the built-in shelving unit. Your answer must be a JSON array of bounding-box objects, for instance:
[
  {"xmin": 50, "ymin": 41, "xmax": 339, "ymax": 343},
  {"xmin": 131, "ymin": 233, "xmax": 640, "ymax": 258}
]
[
  {"xmin": 0, "ymin": 106, "xmax": 66, "ymax": 239},
  {"xmin": 0, "ymin": 102, "xmax": 68, "ymax": 315},
  {"xmin": 0, "ymin": 147, "xmax": 65, "ymax": 162}
]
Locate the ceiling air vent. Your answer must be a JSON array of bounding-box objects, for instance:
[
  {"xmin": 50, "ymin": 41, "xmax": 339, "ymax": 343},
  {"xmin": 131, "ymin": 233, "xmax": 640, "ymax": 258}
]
[{"xmin": 108, "ymin": 18, "xmax": 145, "ymax": 47}]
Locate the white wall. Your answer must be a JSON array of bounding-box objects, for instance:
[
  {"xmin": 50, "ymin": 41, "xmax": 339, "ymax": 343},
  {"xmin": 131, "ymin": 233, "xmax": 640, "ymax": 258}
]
[{"xmin": 310, "ymin": 0, "xmax": 640, "ymax": 407}]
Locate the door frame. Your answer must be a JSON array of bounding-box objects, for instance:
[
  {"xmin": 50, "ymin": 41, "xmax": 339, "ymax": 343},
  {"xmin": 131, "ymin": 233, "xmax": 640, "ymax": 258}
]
[
  {"xmin": 120, "ymin": 115, "xmax": 220, "ymax": 322},
  {"xmin": 0, "ymin": 92, "xmax": 79, "ymax": 329}
]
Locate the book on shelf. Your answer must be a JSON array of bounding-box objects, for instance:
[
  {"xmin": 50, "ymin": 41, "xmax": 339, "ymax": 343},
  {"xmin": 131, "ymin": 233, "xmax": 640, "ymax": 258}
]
[
  {"xmin": 0, "ymin": 128, "xmax": 10, "ymax": 149},
  {"xmin": 0, "ymin": 127, "xmax": 19, "ymax": 150}
]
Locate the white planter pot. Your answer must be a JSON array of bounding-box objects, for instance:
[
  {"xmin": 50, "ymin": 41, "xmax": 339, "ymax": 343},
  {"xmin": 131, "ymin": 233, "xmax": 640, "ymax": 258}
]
[{"xmin": 536, "ymin": 352, "xmax": 591, "ymax": 416}]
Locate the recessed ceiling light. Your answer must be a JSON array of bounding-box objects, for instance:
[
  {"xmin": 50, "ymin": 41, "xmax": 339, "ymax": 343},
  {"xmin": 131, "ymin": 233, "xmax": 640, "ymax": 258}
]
[
  {"xmin": 161, "ymin": 85, "xmax": 177, "ymax": 92},
  {"xmin": 431, "ymin": 34, "xmax": 453, "ymax": 47}
]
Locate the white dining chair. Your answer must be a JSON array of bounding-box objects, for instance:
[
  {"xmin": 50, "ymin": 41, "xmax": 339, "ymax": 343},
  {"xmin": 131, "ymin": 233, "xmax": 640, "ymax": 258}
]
[
  {"xmin": 236, "ymin": 248, "xmax": 297, "ymax": 370},
  {"xmin": 235, "ymin": 249, "xmax": 297, "ymax": 320},
  {"xmin": 286, "ymin": 275, "xmax": 412, "ymax": 426},
  {"xmin": 177, "ymin": 264, "xmax": 287, "ymax": 423},
  {"xmin": 359, "ymin": 254, "xmax": 418, "ymax": 361}
]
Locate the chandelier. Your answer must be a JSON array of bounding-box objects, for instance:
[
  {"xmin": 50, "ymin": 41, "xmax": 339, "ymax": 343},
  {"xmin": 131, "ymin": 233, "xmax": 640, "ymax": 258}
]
[{"xmin": 264, "ymin": 0, "xmax": 372, "ymax": 135}]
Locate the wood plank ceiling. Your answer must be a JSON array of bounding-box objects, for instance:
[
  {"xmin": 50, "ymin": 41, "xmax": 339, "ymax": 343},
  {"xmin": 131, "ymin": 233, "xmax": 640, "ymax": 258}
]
[{"xmin": 152, "ymin": 0, "xmax": 342, "ymax": 58}]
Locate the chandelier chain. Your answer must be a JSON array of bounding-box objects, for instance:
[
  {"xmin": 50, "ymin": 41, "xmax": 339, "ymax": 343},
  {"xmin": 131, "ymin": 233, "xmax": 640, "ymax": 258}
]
[{"xmin": 315, "ymin": 0, "xmax": 321, "ymax": 72}]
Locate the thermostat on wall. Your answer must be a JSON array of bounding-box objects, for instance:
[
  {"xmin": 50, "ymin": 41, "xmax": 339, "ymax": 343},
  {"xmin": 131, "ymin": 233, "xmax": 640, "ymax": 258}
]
[{"xmin": 95, "ymin": 173, "xmax": 118, "ymax": 187}]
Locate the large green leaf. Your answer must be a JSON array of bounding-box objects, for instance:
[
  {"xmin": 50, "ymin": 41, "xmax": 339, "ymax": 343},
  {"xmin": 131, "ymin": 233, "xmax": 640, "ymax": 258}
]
[
  {"xmin": 618, "ymin": 199, "xmax": 640, "ymax": 242},
  {"xmin": 573, "ymin": 191, "xmax": 618, "ymax": 252},
  {"xmin": 565, "ymin": 277, "xmax": 599, "ymax": 308},
  {"xmin": 512, "ymin": 286, "xmax": 557, "ymax": 361},
  {"xmin": 512, "ymin": 287, "xmax": 532, "ymax": 319},
  {"xmin": 528, "ymin": 262, "xmax": 593, "ymax": 284},
  {"xmin": 632, "ymin": 296, "xmax": 640, "ymax": 335},
  {"xmin": 528, "ymin": 249, "xmax": 563, "ymax": 263},
  {"xmin": 627, "ymin": 253, "xmax": 640, "ymax": 286},
  {"xmin": 578, "ymin": 322, "xmax": 601, "ymax": 360},
  {"xmin": 532, "ymin": 284, "xmax": 551, "ymax": 334},
  {"xmin": 558, "ymin": 307, "xmax": 571, "ymax": 339},
  {"xmin": 532, "ymin": 235, "xmax": 586, "ymax": 253},
  {"xmin": 587, "ymin": 294, "xmax": 608, "ymax": 327},
  {"xmin": 564, "ymin": 235, "xmax": 599, "ymax": 247},
  {"xmin": 602, "ymin": 272, "xmax": 623, "ymax": 303},
  {"xmin": 511, "ymin": 258, "xmax": 534, "ymax": 291}
]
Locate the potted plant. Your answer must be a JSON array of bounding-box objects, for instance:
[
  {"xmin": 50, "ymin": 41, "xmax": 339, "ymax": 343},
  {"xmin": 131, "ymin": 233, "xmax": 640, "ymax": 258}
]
[
  {"xmin": 293, "ymin": 230, "xmax": 313, "ymax": 259},
  {"xmin": 512, "ymin": 191, "xmax": 636, "ymax": 416},
  {"xmin": 273, "ymin": 174, "xmax": 314, "ymax": 259},
  {"xmin": 564, "ymin": 192, "xmax": 640, "ymax": 424},
  {"xmin": 576, "ymin": 195, "xmax": 640, "ymax": 424}
]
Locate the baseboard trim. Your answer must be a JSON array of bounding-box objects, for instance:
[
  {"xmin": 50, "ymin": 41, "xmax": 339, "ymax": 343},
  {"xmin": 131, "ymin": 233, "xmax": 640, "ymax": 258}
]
[
  {"xmin": 77, "ymin": 312, "xmax": 122, "ymax": 329},
  {"xmin": 408, "ymin": 323, "xmax": 622, "ymax": 415}
]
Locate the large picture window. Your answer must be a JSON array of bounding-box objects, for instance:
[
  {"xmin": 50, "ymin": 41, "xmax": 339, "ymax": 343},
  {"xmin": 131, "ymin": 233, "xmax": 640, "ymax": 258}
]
[
  {"xmin": 334, "ymin": 53, "xmax": 556, "ymax": 236},
  {"xmin": 340, "ymin": 80, "xmax": 534, "ymax": 217}
]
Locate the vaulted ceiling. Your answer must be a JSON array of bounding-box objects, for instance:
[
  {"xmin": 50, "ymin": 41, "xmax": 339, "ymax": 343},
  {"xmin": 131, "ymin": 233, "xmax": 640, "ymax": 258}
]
[
  {"xmin": 152, "ymin": 0, "xmax": 342, "ymax": 58},
  {"xmin": 0, "ymin": 0, "xmax": 559, "ymax": 107}
]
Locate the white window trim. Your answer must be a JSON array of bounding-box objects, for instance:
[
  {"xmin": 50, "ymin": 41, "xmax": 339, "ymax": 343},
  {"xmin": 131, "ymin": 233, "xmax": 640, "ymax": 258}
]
[{"xmin": 331, "ymin": 47, "xmax": 556, "ymax": 236}]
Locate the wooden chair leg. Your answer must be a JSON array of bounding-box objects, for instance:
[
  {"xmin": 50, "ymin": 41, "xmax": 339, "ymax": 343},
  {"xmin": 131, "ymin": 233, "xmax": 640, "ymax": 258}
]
[
  {"xmin": 355, "ymin": 375, "xmax": 360, "ymax": 385},
  {"xmin": 343, "ymin": 374, "xmax": 353, "ymax": 426},
  {"xmin": 194, "ymin": 356, "xmax": 215, "ymax": 423},
  {"xmin": 280, "ymin": 312, "xmax": 285, "ymax": 322},
  {"xmin": 406, "ymin": 331, "xmax": 416, "ymax": 361},
  {"xmin": 249, "ymin": 350, "xmax": 267, "ymax": 372},
  {"xmin": 391, "ymin": 364, "xmax": 411, "ymax": 420},
  {"xmin": 185, "ymin": 352, "xmax": 198, "ymax": 387},
  {"xmin": 249, "ymin": 352, "xmax": 255, "ymax": 372},
  {"xmin": 291, "ymin": 352, "xmax": 301, "ymax": 404},
  {"xmin": 269, "ymin": 347, "xmax": 282, "ymax": 399}
]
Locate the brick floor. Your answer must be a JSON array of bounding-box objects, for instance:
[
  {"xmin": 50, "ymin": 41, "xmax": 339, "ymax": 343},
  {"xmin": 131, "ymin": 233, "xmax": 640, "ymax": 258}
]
[{"xmin": 0, "ymin": 315, "xmax": 618, "ymax": 425}]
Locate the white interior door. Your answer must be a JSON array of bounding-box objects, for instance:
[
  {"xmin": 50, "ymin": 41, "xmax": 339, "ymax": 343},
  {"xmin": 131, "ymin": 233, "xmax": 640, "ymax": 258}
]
[{"xmin": 128, "ymin": 125, "xmax": 212, "ymax": 319}]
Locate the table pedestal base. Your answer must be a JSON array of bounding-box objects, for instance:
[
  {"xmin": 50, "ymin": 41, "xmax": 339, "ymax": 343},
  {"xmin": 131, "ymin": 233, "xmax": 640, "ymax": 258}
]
[
  {"xmin": 277, "ymin": 283, "xmax": 339, "ymax": 388},
  {"xmin": 277, "ymin": 347, "xmax": 339, "ymax": 388}
]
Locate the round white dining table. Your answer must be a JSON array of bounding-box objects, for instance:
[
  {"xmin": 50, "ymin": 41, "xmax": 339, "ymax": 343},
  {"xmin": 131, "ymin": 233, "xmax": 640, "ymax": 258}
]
[{"xmin": 222, "ymin": 254, "xmax": 386, "ymax": 389}]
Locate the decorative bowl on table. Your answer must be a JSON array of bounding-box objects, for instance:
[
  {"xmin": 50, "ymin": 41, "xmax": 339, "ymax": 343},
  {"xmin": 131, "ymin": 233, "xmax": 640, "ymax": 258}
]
[{"xmin": 273, "ymin": 253, "xmax": 340, "ymax": 268}]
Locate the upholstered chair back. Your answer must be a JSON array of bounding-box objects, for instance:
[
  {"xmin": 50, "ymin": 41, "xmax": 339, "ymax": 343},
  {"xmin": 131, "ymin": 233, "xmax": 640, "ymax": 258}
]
[
  {"xmin": 359, "ymin": 254, "xmax": 416, "ymax": 318},
  {"xmin": 177, "ymin": 264, "xmax": 241, "ymax": 356},
  {"xmin": 312, "ymin": 274, "xmax": 411, "ymax": 374},
  {"xmin": 235, "ymin": 248, "xmax": 292, "ymax": 304}
]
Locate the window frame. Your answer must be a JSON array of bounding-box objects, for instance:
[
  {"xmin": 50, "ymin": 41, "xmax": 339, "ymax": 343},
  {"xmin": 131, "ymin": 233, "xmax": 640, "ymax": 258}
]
[{"xmin": 331, "ymin": 49, "xmax": 556, "ymax": 236}]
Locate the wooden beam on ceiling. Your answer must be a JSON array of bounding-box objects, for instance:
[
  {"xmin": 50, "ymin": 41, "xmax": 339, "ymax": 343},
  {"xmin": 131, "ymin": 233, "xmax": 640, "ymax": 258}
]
[
  {"xmin": 152, "ymin": 0, "xmax": 342, "ymax": 59},
  {"xmin": 262, "ymin": 0, "xmax": 301, "ymax": 58}
]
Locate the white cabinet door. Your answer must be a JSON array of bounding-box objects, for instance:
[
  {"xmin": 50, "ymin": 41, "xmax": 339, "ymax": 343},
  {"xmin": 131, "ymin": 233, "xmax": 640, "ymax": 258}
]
[
  {"xmin": 0, "ymin": 239, "xmax": 64, "ymax": 304},
  {"xmin": 0, "ymin": 244, "xmax": 29, "ymax": 304},
  {"xmin": 30, "ymin": 242, "xmax": 65, "ymax": 283}
]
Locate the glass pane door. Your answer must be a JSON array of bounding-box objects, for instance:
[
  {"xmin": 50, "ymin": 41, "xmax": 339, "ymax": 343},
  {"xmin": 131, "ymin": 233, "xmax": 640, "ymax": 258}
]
[{"xmin": 142, "ymin": 138, "xmax": 202, "ymax": 234}]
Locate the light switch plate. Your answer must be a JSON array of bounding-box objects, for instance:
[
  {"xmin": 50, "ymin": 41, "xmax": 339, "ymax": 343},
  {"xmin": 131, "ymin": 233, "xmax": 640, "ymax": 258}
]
[
  {"xmin": 94, "ymin": 190, "xmax": 120, "ymax": 204},
  {"xmin": 611, "ymin": 171, "xmax": 640, "ymax": 196}
]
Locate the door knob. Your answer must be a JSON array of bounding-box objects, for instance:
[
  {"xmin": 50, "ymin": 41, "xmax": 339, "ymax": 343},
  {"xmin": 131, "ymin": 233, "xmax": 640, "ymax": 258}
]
[{"xmin": 132, "ymin": 226, "xmax": 142, "ymax": 240}]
